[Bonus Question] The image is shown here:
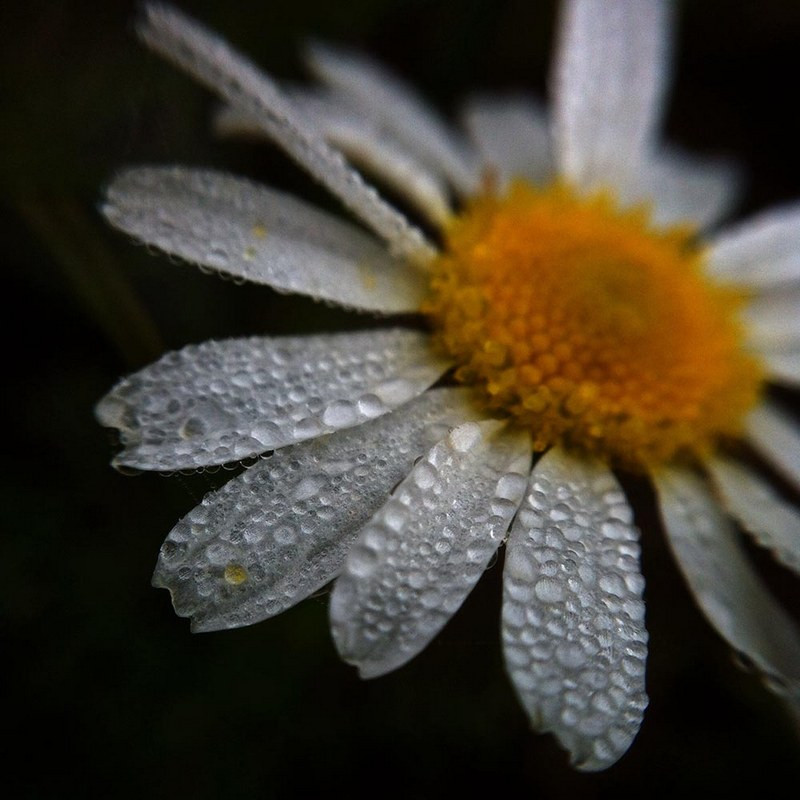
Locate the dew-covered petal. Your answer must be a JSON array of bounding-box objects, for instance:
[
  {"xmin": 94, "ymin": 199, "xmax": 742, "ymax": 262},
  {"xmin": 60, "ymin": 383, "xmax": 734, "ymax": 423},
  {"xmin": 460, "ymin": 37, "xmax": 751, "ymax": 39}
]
[
  {"xmin": 552, "ymin": 0, "xmax": 670, "ymax": 192},
  {"xmin": 620, "ymin": 148, "xmax": 741, "ymax": 229},
  {"xmin": 305, "ymin": 41, "xmax": 480, "ymax": 196},
  {"xmin": 96, "ymin": 328, "xmax": 450, "ymax": 471},
  {"xmin": 104, "ymin": 167, "xmax": 428, "ymax": 313},
  {"xmin": 746, "ymin": 402, "xmax": 800, "ymax": 490},
  {"xmin": 708, "ymin": 202, "xmax": 800, "ymax": 287},
  {"xmin": 216, "ymin": 97, "xmax": 452, "ymax": 227},
  {"xmin": 330, "ymin": 420, "xmax": 531, "ymax": 678},
  {"xmin": 283, "ymin": 89, "xmax": 453, "ymax": 226},
  {"xmin": 705, "ymin": 457, "xmax": 800, "ymax": 575},
  {"xmin": 461, "ymin": 94, "xmax": 553, "ymax": 189},
  {"xmin": 503, "ymin": 447, "xmax": 647, "ymax": 772},
  {"xmin": 152, "ymin": 388, "xmax": 480, "ymax": 632},
  {"xmin": 655, "ymin": 468, "xmax": 800, "ymax": 698},
  {"xmin": 137, "ymin": 5, "xmax": 434, "ymax": 262}
]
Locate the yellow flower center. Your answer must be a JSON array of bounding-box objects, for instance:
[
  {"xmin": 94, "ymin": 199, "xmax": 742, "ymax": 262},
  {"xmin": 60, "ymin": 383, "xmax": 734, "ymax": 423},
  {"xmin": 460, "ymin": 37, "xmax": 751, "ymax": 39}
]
[{"xmin": 424, "ymin": 181, "xmax": 764, "ymax": 470}]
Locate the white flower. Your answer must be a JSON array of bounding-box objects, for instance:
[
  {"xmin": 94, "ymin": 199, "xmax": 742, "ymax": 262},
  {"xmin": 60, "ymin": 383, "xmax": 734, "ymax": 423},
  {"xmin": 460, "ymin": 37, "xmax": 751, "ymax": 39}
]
[{"xmin": 97, "ymin": 0, "xmax": 800, "ymax": 771}]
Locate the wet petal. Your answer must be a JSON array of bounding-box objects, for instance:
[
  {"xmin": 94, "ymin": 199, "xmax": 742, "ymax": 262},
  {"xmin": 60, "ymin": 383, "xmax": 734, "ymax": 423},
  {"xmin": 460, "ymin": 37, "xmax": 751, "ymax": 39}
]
[
  {"xmin": 330, "ymin": 420, "xmax": 531, "ymax": 678},
  {"xmin": 746, "ymin": 403, "xmax": 800, "ymax": 490},
  {"xmin": 96, "ymin": 328, "xmax": 450, "ymax": 471},
  {"xmin": 621, "ymin": 148, "xmax": 741, "ymax": 229},
  {"xmin": 461, "ymin": 94, "xmax": 553, "ymax": 188},
  {"xmin": 305, "ymin": 41, "xmax": 480, "ymax": 196},
  {"xmin": 503, "ymin": 447, "xmax": 647, "ymax": 772},
  {"xmin": 152, "ymin": 388, "xmax": 479, "ymax": 632},
  {"xmin": 282, "ymin": 90, "xmax": 452, "ymax": 226},
  {"xmin": 216, "ymin": 97, "xmax": 452, "ymax": 227},
  {"xmin": 655, "ymin": 467, "xmax": 800, "ymax": 698},
  {"xmin": 137, "ymin": 4, "xmax": 434, "ymax": 262},
  {"xmin": 708, "ymin": 201, "xmax": 800, "ymax": 287},
  {"xmin": 104, "ymin": 167, "xmax": 428, "ymax": 313},
  {"xmin": 552, "ymin": 0, "xmax": 670, "ymax": 191},
  {"xmin": 705, "ymin": 457, "xmax": 800, "ymax": 575}
]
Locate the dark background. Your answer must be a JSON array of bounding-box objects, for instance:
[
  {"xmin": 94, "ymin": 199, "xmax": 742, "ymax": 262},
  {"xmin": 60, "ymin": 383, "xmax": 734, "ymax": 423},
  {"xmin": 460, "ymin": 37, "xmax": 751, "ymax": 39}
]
[{"xmin": 3, "ymin": 1, "xmax": 800, "ymax": 797}]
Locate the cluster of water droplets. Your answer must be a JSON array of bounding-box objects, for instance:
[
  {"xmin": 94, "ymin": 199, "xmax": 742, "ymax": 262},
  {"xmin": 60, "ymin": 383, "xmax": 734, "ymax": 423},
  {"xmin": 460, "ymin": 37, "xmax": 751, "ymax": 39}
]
[
  {"xmin": 96, "ymin": 329, "xmax": 445, "ymax": 471},
  {"xmin": 330, "ymin": 419, "xmax": 531, "ymax": 678},
  {"xmin": 151, "ymin": 388, "xmax": 480, "ymax": 632},
  {"xmin": 502, "ymin": 449, "xmax": 648, "ymax": 771}
]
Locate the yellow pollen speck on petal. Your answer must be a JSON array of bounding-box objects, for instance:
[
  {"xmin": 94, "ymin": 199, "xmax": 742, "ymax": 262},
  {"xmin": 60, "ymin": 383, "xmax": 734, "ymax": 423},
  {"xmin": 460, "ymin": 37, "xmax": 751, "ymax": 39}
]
[
  {"xmin": 422, "ymin": 180, "xmax": 765, "ymax": 470},
  {"xmin": 358, "ymin": 260, "xmax": 378, "ymax": 291},
  {"xmin": 251, "ymin": 223, "xmax": 268, "ymax": 239},
  {"xmin": 224, "ymin": 563, "xmax": 248, "ymax": 585}
]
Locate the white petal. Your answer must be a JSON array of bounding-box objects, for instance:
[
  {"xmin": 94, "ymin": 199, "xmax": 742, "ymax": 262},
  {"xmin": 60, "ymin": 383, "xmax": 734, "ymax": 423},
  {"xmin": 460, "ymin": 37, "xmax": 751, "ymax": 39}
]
[
  {"xmin": 552, "ymin": 0, "xmax": 670, "ymax": 191},
  {"xmin": 305, "ymin": 41, "xmax": 480, "ymax": 196},
  {"xmin": 285, "ymin": 90, "xmax": 453, "ymax": 226},
  {"xmin": 503, "ymin": 447, "xmax": 647, "ymax": 772},
  {"xmin": 705, "ymin": 457, "xmax": 800, "ymax": 575},
  {"xmin": 655, "ymin": 468, "xmax": 800, "ymax": 698},
  {"xmin": 746, "ymin": 402, "xmax": 800, "ymax": 490},
  {"xmin": 216, "ymin": 97, "xmax": 452, "ymax": 227},
  {"xmin": 742, "ymin": 285, "xmax": 800, "ymax": 348},
  {"xmin": 152, "ymin": 387, "xmax": 480, "ymax": 632},
  {"xmin": 330, "ymin": 420, "xmax": 531, "ymax": 678},
  {"xmin": 708, "ymin": 202, "xmax": 800, "ymax": 287},
  {"xmin": 137, "ymin": 5, "xmax": 434, "ymax": 262},
  {"xmin": 96, "ymin": 329, "xmax": 450, "ymax": 471},
  {"xmin": 620, "ymin": 148, "xmax": 741, "ymax": 229},
  {"xmin": 103, "ymin": 167, "xmax": 427, "ymax": 313},
  {"xmin": 760, "ymin": 347, "xmax": 800, "ymax": 388},
  {"xmin": 461, "ymin": 94, "xmax": 553, "ymax": 188}
]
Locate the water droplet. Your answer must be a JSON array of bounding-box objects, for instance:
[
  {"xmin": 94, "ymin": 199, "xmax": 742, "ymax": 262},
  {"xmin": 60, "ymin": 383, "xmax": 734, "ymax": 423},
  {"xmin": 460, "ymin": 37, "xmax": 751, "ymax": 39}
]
[{"xmin": 534, "ymin": 577, "xmax": 565, "ymax": 603}]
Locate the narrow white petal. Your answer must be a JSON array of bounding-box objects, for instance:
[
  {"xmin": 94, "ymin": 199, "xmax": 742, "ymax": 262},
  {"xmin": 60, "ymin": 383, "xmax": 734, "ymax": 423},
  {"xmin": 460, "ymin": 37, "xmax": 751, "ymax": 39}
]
[
  {"xmin": 620, "ymin": 148, "xmax": 741, "ymax": 229},
  {"xmin": 708, "ymin": 202, "xmax": 800, "ymax": 287},
  {"xmin": 552, "ymin": 0, "xmax": 670, "ymax": 191},
  {"xmin": 461, "ymin": 94, "xmax": 553, "ymax": 188},
  {"xmin": 746, "ymin": 403, "xmax": 800, "ymax": 490},
  {"xmin": 96, "ymin": 329, "xmax": 450, "ymax": 471},
  {"xmin": 216, "ymin": 97, "xmax": 453, "ymax": 227},
  {"xmin": 330, "ymin": 420, "xmax": 531, "ymax": 678},
  {"xmin": 503, "ymin": 447, "xmax": 647, "ymax": 772},
  {"xmin": 705, "ymin": 457, "xmax": 800, "ymax": 575},
  {"xmin": 137, "ymin": 5, "xmax": 434, "ymax": 262},
  {"xmin": 742, "ymin": 285, "xmax": 800, "ymax": 348},
  {"xmin": 104, "ymin": 167, "xmax": 427, "ymax": 313},
  {"xmin": 287, "ymin": 90, "xmax": 453, "ymax": 226},
  {"xmin": 305, "ymin": 41, "xmax": 480, "ymax": 196},
  {"xmin": 655, "ymin": 468, "xmax": 800, "ymax": 698},
  {"xmin": 152, "ymin": 388, "xmax": 480, "ymax": 632}
]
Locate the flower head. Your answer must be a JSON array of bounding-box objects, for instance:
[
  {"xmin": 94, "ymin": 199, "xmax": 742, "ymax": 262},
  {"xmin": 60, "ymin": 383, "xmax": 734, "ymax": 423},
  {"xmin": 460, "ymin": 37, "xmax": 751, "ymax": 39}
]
[{"xmin": 97, "ymin": 0, "xmax": 800, "ymax": 771}]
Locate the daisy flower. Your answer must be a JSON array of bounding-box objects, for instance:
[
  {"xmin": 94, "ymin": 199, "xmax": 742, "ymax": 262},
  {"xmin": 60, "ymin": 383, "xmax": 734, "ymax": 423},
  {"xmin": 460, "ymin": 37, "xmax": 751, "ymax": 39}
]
[{"xmin": 97, "ymin": 0, "xmax": 800, "ymax": 771}]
